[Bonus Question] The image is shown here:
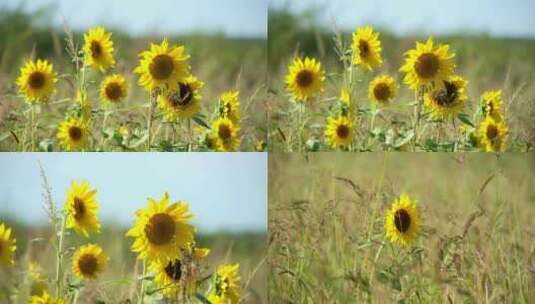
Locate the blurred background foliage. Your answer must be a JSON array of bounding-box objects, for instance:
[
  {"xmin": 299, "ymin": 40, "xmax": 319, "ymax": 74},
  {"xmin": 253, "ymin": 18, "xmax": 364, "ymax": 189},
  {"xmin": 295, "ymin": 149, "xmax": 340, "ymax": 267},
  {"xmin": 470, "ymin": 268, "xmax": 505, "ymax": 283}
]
[
  {"xmin": 0, "ymin": 4, "xmax": 266, "ymax": 87},
  {"xmin": 268, "ymin": 6, "xmax": 535, "ymax": 84}
]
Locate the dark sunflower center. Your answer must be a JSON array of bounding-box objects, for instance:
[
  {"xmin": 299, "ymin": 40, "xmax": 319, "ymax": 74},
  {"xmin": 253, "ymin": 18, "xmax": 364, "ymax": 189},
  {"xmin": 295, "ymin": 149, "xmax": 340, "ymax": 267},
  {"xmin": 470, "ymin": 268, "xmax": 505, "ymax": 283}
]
[
  {"xmin": 296, "ymin": 70, "xmax": 313, "ymax": 88},
  {"xmin": 415, "ymin": 53, "xmax": 439, "ymax": 79},
  {"xmin": 28, "ymin": 72, "xmax": 45, "ymax": 90},
  {"xmin": 145, "ymin": 213, "xmax": 175, "ymax": 245},
  {"xmin": 486, "ymin": 124, "xmax": 498, "ymax": 140},
  {"xmin": 336, "ymin": 124, "xmax": 350, "ymax": 139},
  {"xmin": 73, "ymin": 197, "xmax": 86, "ymax": 220},
  {"xmin": 90, "ymin": 41, "xmax": 103, "ymax": 59},
  {"xmin": 69, "ymin": 126, "xmax": 83, "ymax": 141},
  {"xmin": 164, "ymin": 260, "xmax": 182, "ymax": 281},
  {"xmin": 78, "ymin": 254, "xmax": 98, "ymax": 276},
  {"xmin": 0, "ymin": 242, "xmax": 3, "ymax": 253},
  {"xmin": 218, "ymin": 124, "xmax": 232, "ymax": 140},
  {"xmin": 434, "ymin": 81, "xmax": 458, "ymax": 106},
  {"xmin": 105, "ymin": 83, "xmax": 123, "ymax": 101},
  {"xmin": 358, "ymin": 40, "xmax": 370, "ymax": 58},
  {"xmin": 373, "ymin": 83, "xmax": 391, "ymax": 102},
  {"xmin": 169, "ymin": 83, "xmax": 193, "ymax": 107},
  {"xmin": 149, "ymin": 54, "xmax": 174, "ymax": 80},
  {"xmin": 394, "ymin": 209, "xmax": 411, "ymax": 233}
]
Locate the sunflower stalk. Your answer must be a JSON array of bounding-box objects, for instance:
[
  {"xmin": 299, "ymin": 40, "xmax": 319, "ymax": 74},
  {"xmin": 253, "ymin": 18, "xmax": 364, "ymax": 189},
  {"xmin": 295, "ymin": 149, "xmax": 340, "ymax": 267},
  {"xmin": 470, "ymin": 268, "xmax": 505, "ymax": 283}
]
[
  {"xmin": 55, "ymin": 212, "xmax": 67, "ymax": 298},
  {"xmin": 146, "ymin": 93, "xmax": 155, "ymax": 151},
  {"xmin": 138, "ymin": 259, "xmax": 147, "ymax": 304},
  {"xmin": 297, "ymin": 102, "xmax": 304, "ymax": 152},
  {"xmin": 412, "ymin": 87, "xmax": 424, "ymax": 151},
  {"xmin": 187, "ymin": 119, "xmax": 193, "ymax": 152},
  {"xmin": 29, "ymin": 104, "xmax": 36, "ymax": 151}
]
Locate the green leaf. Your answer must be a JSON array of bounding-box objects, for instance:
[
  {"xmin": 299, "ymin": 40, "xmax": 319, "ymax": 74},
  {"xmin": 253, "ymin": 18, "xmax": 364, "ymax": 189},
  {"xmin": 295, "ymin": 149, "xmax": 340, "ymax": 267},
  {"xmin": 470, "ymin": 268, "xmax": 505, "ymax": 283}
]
[
  {"xmin": 130, "ymin": 133, "xmax": 149, "ymax": 148},
  {"xmin": 158, "ymin": 140, "xmax": 174, "ymax": 152},
  {"xmin": 457, "ymin": 113, "xmax": 475, "ymax": 127},
  {"xmin": 391, "ymin": 277, "xmax": 402, "ymax": 291},
  {"xmin": 38, "ymin": 139, "xmax": 54, "ymax": 152},
  {"xmin": 306, "ymin": 138, "xmax": 320, "ymax": 152},
  {"xmin": 393, "ymin": 130, "xmax": 414, "ymax": 148},
  {"xmin": 0, "ymin": 132, "xmax": 11, "ymax": 142},
  {"xmin": 192, "ymin": 115, "xmax": 210, "ymax": 129},
  {"xmin": 195, "ymin": 293, "xmax": 212, "ymax": 304}
]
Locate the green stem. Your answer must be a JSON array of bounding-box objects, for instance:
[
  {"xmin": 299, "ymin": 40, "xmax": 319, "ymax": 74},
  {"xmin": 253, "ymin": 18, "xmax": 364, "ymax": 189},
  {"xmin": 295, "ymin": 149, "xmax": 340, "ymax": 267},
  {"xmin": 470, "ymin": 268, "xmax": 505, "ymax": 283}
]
[
  {"xmin": 187, "ymin": 119, "xmax": 193, "ymax": 152},
  {"xmin": 138, "ymin": 259, "xmax": 147, "ymax": 304},
  {"xmin": 367, "ymin": 105, "xmax": 378, "ymax": 150},
  {"xmin": 55, "ymin": 213, "xmax": 67, "ymax": 297},
  {"xmin": 30, "ymin": 104, "xmax": 36, "ymax": 151},
  {"xmin": 100, "ymin": 110, "xmax": 110, "ymax": 148},
  {"xmin": 412, "ymin": 88, "xmax": 423, "ymax": 151},
  {"xmin": 73, "ymin": 289, "xmax": 80, "ymax": 304},
  {"xmin": 297, "ymin": 103, "xmax": 304, "ymax": 152},
  {"xmin": 146, "ymin": 94, "xmax": 155, "ymax": 151}
]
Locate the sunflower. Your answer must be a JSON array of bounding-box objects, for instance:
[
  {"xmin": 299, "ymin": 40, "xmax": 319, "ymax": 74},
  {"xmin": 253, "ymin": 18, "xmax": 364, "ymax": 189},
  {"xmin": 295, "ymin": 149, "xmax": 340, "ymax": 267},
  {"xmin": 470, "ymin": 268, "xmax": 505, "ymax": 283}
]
[
  {"xmin": 150, "ymin": 243, "xmax": 209, "ymax": 298},
  {"xmin": 30, "ymin": 291, "xmax": 64, "ymax": 304},
  {"xmin": 16, "ymin": 59, "xmax": 57, "ymax": 103},
  {"xmin": 100, "ymin": 74, "xmax": 128, "ymax": 106},
  {"xmin": 150, "ymin": 258, "xmax": 184, "ymax": 297},
  {"xmin": 65, "ymin": 181, "xmax": 101, "ymax": 237},
  {"xmin": 324, "ymin": 116, "xmax": 354, "ymax": 149},
  {"xmin": 126, "ymin": 192, "xmax": 195, "ymax": 262},
  {"xmin": 72, "ymin": 244, "xmax": 108, "ymax": 280},
  {"xmin": 400, "ymin": 38, "xmax": 455, "ymax": 90},
  {"xmin": 385, "ymin": 194, "xmax": 421, "ymax": 247},
  {"xmin": 477, "ymin": 117, "xmax": 508, "ymax": 152},
  {"xmin": 285, "ymin": 57, "xmax": 325, "ymax": 102},
  {"xmin": 83, "ymin": 26, "xmax": 115, "ymax": 72},
  {"xmin": 0, "ymin": 222, "xmax": 16, "ymax": 267},
  {"xmin": 158, "ymin": 75, "xmax": 204, "ymax": 122},
  {"xmin": 57, "ymin": 117, "xmax": 89, "ymax": 151},
  {"xmin": 134, "ymin": 38, "xmax": 191, "ymax": 92},
  {"xmin": 368, "ymin": 75, "xmax": 397, "ymax": 105},
  {"xmin": 217, "ymin": 90, "xmax": 240, "ymax": 124},
  {"xmin": 28, "ymin": 262, "xmax": 48, "ymax": 296},
  {"xmin": 211, "ymin": 117, "xmax": 240, "ymax": 152},
  {"xmin": 424, "ymin": 75, "xmax": 468, "ymax": 119},
  {"xmin": 351, "ymin": 26, "xmax": 383, "ymax": 71},
  {"xmin": 207, "ymin": 264, "xmax": 240, "ymax": 304},
  {"xmin": 481, "ymin": 90, "xmax": 503, "ymax": 122}
]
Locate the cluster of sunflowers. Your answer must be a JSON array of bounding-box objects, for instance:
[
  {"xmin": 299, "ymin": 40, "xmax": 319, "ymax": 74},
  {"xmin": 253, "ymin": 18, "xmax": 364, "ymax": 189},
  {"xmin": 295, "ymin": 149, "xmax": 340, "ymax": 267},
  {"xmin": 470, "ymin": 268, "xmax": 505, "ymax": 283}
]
[
  {"xmin": 284, "ymin": 26, "xmax": 508, "ymax": 152},
  {"xmin": 15, "ymin": 26, "xmax": 242, "ymax": 152},
  {"xmin": 0, "ymin": 181, "xmax": 241, "ymax": 303}
]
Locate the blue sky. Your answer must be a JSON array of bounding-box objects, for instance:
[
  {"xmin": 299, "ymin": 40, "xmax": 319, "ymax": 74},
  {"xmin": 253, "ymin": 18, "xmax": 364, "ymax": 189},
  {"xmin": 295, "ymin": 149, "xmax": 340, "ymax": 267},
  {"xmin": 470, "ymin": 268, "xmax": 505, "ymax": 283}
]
[
  {"xmin": 0, "ymin": 153, "xmax": 267, "ymax": 233},
  {"xmin": 3, "ymin": 0, "xmax": 267, "ymax": 38},
  {"xmin": 271, "ymin": 0, "xmax": 535, "ymax": 38}
]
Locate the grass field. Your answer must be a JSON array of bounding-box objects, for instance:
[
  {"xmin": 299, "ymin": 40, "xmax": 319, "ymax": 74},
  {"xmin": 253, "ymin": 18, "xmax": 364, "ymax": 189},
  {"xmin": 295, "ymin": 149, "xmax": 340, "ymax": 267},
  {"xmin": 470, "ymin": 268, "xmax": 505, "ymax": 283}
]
[
  {"xmin": 0, "ymin": 6, "xmax": 267, "ymax": 152},
  {"xmin": 267, "ymin": 8, "xmax": 535, "ymax": 152},
  {"xmin": 269, "ymin": 153, "xmax": 535, "ymax": 302}
]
